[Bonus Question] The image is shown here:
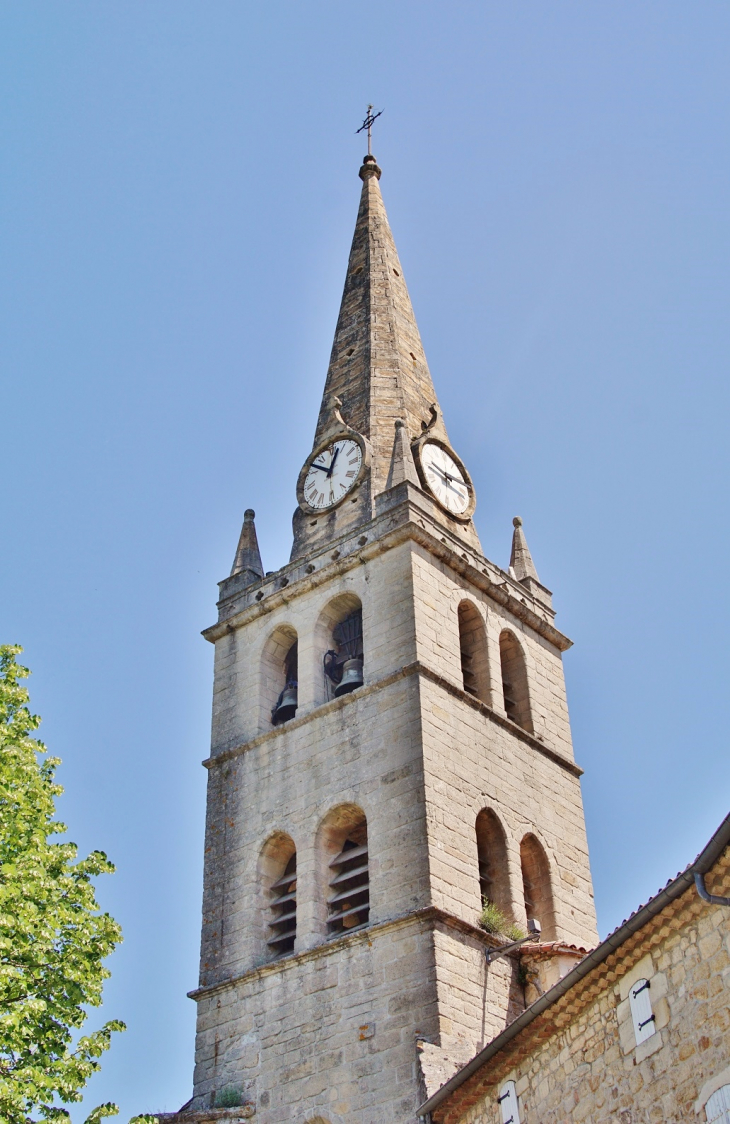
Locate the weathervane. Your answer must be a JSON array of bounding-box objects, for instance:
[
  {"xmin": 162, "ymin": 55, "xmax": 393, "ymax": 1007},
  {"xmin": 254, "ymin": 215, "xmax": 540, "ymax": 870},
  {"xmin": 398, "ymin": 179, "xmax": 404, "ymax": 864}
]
[{"xmin": 356, "ymin": 104, "xmax": 383, "ymax": 156}]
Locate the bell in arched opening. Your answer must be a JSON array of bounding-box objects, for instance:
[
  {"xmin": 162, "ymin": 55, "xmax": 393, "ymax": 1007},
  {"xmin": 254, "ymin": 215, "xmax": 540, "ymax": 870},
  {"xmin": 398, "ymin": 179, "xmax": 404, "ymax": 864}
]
[
  {"xmin": 324, "ymin": 610, "xmax": 364, "ymax": 697},
  {"xmin": 271, "ymin": 641, "xmax": 298, "ymax": 725}
]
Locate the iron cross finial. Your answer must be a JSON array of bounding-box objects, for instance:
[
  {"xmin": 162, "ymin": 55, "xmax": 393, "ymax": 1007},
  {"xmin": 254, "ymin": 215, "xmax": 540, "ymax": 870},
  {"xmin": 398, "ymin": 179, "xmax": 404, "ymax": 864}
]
[{"xmin": 356, "ymin": 104, "xmax": 383, "ymax": 156}]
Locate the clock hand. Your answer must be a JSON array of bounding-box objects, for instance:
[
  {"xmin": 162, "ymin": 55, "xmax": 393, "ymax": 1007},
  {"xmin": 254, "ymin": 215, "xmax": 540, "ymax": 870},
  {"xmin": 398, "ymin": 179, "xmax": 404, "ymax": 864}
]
[
  {"xmin": 310, "ymin": 462, "xmax": 330, "ymax": 472},
  {"xmin": 327, "ymin": 447, "xmax": 340, "ymax": 478},
  {"xmin": 431, "ymin": 465, "xmax": 465, "ymax": 493}
]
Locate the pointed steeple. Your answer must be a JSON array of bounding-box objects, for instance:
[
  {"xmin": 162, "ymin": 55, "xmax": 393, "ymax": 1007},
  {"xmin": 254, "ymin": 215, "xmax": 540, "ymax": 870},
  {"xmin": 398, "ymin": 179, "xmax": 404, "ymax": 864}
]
[
  {"xmin": 291, "ymin": 154, "xmax": 482, "ymax": 561},
  {"xmin": 231, "ymin": 509, "xmax": 264, "ymax": 584},
  {"xmin": 509, "ymin": 516, "xmax": 539, "ymax": 582},
  {"xmin": 312, "ymin": 154, "xmax": 449, "ymax": 495}
]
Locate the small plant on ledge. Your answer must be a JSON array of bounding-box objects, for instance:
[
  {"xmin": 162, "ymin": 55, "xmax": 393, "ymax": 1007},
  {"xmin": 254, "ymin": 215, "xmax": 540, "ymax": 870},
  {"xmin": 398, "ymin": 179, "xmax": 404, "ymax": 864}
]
[
  {"xmin": 479, "ymin": 899, "xmax": 525, "ymax": 943},
  {"xmin": 214, "ymin": 1085, "xmax": 244, "ymax": 1108}
]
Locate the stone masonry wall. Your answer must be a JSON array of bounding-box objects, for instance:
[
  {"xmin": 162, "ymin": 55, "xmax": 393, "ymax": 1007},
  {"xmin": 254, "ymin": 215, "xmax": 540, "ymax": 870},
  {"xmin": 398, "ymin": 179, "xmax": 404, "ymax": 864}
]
[
  {"xmin": 195, "ymin": 526, "xmax": 596, "ymax": 1121},
  {"xmin": 410, "ymin": 546, "xmax": 597, "ymax": 950},
  {"xmin": 193, "ymin": 916, "xmax": 439, "ymax": 1122}
]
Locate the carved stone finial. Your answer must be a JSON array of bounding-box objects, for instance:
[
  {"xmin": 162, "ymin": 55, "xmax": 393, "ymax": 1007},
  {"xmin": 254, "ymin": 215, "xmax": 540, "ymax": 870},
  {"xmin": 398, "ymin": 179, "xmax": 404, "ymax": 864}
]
[
  {"xmin": 510, "ymin": 516, "xmax": 539, "ymax": 583},
  {"xmin": 359, "ymin": 154, "xmax": 382, "ymax": 181},
  {"xmin": 387, "ymin": 419, "xmax": 420, "ymax": 490},
  {"xmin": 231, "ymin": 509, "xmax": 264, "ymax": 584}
]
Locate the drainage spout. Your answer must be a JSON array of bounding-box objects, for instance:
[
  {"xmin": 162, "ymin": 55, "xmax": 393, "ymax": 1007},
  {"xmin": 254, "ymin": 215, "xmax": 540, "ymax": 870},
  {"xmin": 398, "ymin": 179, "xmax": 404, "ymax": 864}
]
[{"xmin": 694, "ymin": 872, "xmax": 730, "ymax": 907}]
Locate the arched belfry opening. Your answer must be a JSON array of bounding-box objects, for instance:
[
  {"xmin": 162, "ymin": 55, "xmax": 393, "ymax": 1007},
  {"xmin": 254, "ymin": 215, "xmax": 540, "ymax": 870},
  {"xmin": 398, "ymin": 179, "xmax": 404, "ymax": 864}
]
[
  {"xmin": 457, "ymin": 600, "xmax": 490, "ymax": 703},
  {"xmin": 260, "ymin": 832, "xmax": 298, "ymax": 958},
  {"xmin": 499, "ymin": 630, "xmax": 533, "ymax": 732},
  {"xmin": 317, "ymin": 593, "xmax": 364, "ymax": 702},
  {"xmin": 520, "ymin": 833, "xmax": 556, "ymax": 940},
  {"xmin": 261, "ymin": 624, "xmax": 299, "ymax": 729},
  {"xmin": 475, "ymin": 809, "xmax": 512, "ymax": 917}
]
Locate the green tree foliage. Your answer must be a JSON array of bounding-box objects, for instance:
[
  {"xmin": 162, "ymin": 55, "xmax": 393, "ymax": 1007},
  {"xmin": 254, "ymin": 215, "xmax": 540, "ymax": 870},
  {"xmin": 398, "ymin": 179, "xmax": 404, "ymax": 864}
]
[{"xmin": 0, "ymin": 645, "xmax": 125, "ymax": 1123}]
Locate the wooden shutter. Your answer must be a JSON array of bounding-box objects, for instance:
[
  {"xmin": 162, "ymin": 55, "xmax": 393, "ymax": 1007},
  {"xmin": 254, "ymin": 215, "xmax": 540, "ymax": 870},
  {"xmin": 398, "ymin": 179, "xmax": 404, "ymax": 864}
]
[
  {"xmin": 498, "ymin": 1081, "xmax": 521, "ymax": 1124},
  {"xmin": 706, "ymin": 1085, "xmax": 730, "ymax": 1123},
  {"xmin": 629, "ymin": 978, "xmax": 656, "ymax": 1045}
]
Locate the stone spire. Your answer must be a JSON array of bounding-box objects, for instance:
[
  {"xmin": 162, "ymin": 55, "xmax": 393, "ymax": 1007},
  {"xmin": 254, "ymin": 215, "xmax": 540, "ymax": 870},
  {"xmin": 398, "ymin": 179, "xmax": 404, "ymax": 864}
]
[
  {"xmin": 312, "ymin": 154, "xmax": 450, "ymax": 496},
  {"xmin": 509, "ymin": 516, "xmax": 540, "ymax": 582},
  {"xmin": 230, "ymin": 509, "xmax": 264, "ymax": 585}
]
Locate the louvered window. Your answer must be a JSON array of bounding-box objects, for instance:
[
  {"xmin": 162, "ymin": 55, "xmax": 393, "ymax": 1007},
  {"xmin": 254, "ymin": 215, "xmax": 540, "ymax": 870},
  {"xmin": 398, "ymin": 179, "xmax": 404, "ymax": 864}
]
[
  {"xmin": 267, "ymin": 853, "xmax": 297, "ymax": 955},
  {"xmin": 706, "ymin": 1084, "xmax": 730, "ymax": 1122},
  {"xmin": 502, "ymin": 673, "xmax": 517, "ymax": 721},
  {"xmin": 457, "ymin": 601, "xmax": 489, "ymax": 703},
  {"xmin": 497, "ymin": 1081, "xmax": 521, "ymax": 1124},
  {"xmin": 327, "ymin": 836, "xmax": 369, "ymax": 935},
  {"xmin": 499, "ymin": 630, "xmax": 533, "ymax": 732},
  {"xmin": 629, "ymin": 978, "xmax": 656, "ymax": 1045}
]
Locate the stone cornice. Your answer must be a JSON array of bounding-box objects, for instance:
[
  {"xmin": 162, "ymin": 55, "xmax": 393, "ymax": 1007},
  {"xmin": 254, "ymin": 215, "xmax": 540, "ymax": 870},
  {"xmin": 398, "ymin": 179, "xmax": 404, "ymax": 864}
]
[
  {"xmin": 204, "ymin": 488, "xmax": 571, "ymax": 653},
  {"xmin": 203, "ymin": 660, "xmax": 583, "ymax": 778},
  {"xmin": 189, "ymin": 904, "xmax": 519, "ymax": 1003}
]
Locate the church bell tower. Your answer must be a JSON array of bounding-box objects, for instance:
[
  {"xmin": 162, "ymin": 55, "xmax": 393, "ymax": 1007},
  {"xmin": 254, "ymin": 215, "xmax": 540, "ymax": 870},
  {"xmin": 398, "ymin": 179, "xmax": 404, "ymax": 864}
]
[{"xmin": 188, "ymin": 151, "xmax": 598, "ymax": 1122}]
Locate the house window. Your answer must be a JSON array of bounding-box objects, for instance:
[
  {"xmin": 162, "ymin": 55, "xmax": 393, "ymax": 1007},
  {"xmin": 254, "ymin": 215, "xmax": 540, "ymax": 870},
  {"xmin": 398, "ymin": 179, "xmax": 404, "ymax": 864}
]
[
  {"xmin": 497, "ymin": 1081, "xmax": 521, "ymax": 1124},
  {"xmin": 327, "ymin": 817, "xmax": 369, "ymax": 935},
  {"xmin": 706, "ymin": 1085, "xmax": 730, "ymax": 1122},
  {"xmin": 629, "ymin": 978, "xmax": 656, "ymax": 1045},
  {"xmin": 499, "ymin": 631, "xmax": 533, "ymax": 732},
  {"xmin": 267, "ymin": 851, "xmax": 297, "ymax": 956}
]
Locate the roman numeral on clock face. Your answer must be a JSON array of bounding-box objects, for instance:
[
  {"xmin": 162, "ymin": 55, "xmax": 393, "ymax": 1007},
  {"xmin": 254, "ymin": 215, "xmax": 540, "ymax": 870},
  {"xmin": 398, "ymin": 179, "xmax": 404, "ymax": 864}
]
[{"xmin": 302, "ymin": 437, "xmax": 363, "ymax": 510}]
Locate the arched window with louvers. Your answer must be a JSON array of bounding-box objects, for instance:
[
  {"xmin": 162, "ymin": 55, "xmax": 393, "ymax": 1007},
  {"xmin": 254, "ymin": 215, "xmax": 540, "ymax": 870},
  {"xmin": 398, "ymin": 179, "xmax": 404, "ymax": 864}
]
[
  {"xmin": 317, "ymin": 804, "xmax": 370, "ymax": 938},
  {"xmin": 520, "ymin": 833, "xmax": 556, "ymax": 940},
  {"xmin": 475, "ymin": 808, "xmax": 512, "ymax": 918},
  {"xmin": 457, "ymin": 600, "xmax": 490, "ymax": 703},
  {"xmin": 499, "ymin": 630, "xmax": 533, "ymax": 733},
  {"xmin": 260, "ymin": 832, "xmax": 298, "ymax": 958}
]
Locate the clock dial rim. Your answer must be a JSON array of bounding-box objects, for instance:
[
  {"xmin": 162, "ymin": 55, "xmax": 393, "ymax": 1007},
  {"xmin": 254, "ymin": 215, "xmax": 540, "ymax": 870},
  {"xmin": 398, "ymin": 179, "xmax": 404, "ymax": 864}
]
[
  {"xmin": 297, "ymin": 435, "xmax": 366, "ymax": 513},
  {"xmin": 415, "ymin": 437, "xmax": 476, "ymax": 520}
]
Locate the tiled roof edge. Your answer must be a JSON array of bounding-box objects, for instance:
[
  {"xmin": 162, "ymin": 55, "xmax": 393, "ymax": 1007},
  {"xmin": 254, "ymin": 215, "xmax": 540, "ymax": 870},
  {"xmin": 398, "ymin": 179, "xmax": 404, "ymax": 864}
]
[{"xmin": 417, "ymin": 810, "xmax": 730, "ymax": 1119}]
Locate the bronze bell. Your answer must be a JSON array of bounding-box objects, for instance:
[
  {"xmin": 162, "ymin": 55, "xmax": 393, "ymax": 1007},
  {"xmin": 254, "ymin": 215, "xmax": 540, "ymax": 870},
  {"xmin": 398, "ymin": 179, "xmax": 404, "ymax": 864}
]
[
  {"xmin": 273, "ymin": 682, "xmax": 298, "ymax": 724},
  {"xmin": 334, "ymin": 658, "xmax": 364, "ymax": 697}
]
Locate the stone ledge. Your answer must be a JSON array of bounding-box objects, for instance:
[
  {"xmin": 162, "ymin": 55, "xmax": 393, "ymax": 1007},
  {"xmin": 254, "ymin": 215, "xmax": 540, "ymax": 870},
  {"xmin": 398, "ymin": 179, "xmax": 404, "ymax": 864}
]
[
  {"xmin": 203, "ymin": 660, "xmax": 582, "ymax": 777},
  {"xmin": 204, "ymin": 497, "xmax": 570, "ymax": 652},
  {"xmin": 189, "ymin": 905, "xmax": 523, "ymax": 1002},
  {"xmin": 156, "ymin": 1109, "xmax": 254, "ymax": 1123}
]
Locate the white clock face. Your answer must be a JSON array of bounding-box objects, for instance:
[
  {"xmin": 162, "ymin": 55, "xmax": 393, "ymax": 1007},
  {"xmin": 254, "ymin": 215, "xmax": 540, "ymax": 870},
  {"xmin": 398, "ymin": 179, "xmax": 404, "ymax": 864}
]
[
  {"xmin": 421, "ymin": 442, "xmax": 470, "ymax": 514},
  {"xmin": 303, "ymin": 439, "xmax": 363, "ymax": 510}
]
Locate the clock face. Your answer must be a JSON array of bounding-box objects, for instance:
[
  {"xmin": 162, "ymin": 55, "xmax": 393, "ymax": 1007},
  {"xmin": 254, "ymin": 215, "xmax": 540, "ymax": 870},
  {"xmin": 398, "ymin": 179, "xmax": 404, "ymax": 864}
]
[
  {"xmin": 303, "ymin": 438, "xmax": 363, "ymax": 510},
  {"xmin": 421, "ymin": 442, "xmax": 470, "ymax": 514}
]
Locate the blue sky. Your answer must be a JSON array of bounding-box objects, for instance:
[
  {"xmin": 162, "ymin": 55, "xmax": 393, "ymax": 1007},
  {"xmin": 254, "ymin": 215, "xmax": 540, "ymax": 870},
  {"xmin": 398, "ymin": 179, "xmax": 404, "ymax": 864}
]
[{"xmin": 1, "ymin": 2, "xmax": 729, "ymax": 1117}]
